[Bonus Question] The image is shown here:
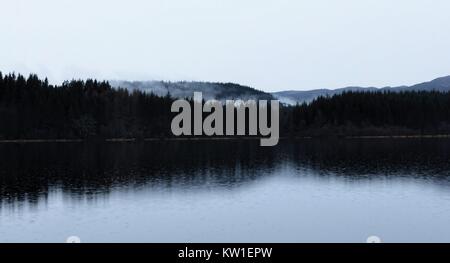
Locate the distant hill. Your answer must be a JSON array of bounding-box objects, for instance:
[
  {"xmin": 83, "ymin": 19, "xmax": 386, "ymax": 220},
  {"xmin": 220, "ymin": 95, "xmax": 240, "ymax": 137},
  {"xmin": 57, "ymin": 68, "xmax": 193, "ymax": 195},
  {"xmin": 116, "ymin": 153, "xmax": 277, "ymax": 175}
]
[
  {"xmin": 110, "ymin": 80, "xmax": 274, "ymax": 101},
  {"xmin": 273, "ymin": 75, "xmax": 450, "ymax": 105},
  {"xmin": 112, "ymin": 76, "xmax": 450, "ymax": 105}
]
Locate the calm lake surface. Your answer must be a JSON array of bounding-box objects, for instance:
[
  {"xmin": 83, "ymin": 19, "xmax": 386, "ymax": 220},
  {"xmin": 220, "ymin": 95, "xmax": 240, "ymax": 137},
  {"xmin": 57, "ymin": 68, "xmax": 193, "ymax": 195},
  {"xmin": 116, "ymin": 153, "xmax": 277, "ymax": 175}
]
[{"xmin": 1, "ymin": 139, "xmax": 450, "ymax": 243}]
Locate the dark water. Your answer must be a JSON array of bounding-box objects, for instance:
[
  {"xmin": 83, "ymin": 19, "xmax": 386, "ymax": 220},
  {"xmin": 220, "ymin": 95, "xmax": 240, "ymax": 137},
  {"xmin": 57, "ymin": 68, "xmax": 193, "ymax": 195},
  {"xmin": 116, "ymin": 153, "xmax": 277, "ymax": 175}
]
[{"xmin": 1, "ymin": 139, "xmax": 450, "ymax": 243}]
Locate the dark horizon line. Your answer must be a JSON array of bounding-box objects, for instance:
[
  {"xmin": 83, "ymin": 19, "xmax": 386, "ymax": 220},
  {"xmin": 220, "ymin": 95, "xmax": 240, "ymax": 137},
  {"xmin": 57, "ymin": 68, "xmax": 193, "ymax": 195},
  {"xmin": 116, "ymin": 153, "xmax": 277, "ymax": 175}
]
[{"xmin": 2, "ymin": 70, "xmax": 450, "ymax": 94}]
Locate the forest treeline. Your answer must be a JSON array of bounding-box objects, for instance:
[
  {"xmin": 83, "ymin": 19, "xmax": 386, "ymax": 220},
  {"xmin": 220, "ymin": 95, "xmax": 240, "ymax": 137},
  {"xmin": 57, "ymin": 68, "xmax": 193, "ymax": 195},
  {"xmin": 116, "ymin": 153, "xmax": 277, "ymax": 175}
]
[
  {"xmin": 1, "ymin": 72, "xmax": 450, "ymax": 140},
  {"xmin": 0, "ymin": 72, "xmax": 173, "ymax": 139},
  {"xmin": 286, "ymin": 90, "xmax": 450, "ymax": 136}
]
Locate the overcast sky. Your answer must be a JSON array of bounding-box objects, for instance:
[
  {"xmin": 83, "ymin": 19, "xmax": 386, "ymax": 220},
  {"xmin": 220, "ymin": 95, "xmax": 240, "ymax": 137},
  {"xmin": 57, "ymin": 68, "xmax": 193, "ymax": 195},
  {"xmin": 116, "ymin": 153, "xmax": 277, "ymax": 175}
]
[{"xmin": 1, "ymin": 0, "xmax": 450, "ymax": 92}]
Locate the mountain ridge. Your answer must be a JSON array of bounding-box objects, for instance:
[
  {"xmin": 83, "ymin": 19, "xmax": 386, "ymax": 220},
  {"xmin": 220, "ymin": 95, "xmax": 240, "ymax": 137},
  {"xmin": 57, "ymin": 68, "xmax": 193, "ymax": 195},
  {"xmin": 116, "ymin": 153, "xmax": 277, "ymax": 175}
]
[
  {"xmin": 111, "ymin": 75, "xmax": 450, "ymax": 105},
  {"xmin": 273, "ymin": 75, "xmax": 450, "ymax": 105}
]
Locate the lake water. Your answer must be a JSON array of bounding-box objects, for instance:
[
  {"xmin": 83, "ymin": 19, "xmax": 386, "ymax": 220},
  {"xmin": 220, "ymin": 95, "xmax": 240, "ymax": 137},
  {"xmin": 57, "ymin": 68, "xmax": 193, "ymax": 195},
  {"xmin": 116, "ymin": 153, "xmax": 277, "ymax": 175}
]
[{"xmin": 1, "ymin": 139, "xmax": 450, "ymax": 243}]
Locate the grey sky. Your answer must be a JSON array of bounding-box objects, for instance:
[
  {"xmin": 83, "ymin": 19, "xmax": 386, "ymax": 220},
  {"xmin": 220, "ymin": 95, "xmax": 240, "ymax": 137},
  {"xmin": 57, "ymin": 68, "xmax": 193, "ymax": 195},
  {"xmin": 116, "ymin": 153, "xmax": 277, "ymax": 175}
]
[{"xmin": 1, "ymin": 0, "xmax": 450, "ymax": 92}]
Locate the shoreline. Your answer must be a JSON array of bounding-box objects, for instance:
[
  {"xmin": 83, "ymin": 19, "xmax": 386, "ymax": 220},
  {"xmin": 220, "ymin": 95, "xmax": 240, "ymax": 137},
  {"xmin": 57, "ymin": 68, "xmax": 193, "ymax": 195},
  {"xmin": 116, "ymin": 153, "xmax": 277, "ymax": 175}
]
[
  {"xmin": 345, "ymin": 134, "xmax": 450, "ymax": 139},
  {"xmin": 1, "ymin": 134, "xmax": 450, "ymax": 143}
]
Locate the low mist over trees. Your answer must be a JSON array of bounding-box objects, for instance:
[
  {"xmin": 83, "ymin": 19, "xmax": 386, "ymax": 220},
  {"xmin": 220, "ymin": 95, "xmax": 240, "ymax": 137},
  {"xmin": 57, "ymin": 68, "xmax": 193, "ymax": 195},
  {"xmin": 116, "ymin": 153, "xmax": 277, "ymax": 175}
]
[
  {"xmin": 110, "ymin": 80, "xmax": 274, "ymax": 101},
  {"xmin": 1, "ymin": 72, "xmax": 450, "ymax": 140}
]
